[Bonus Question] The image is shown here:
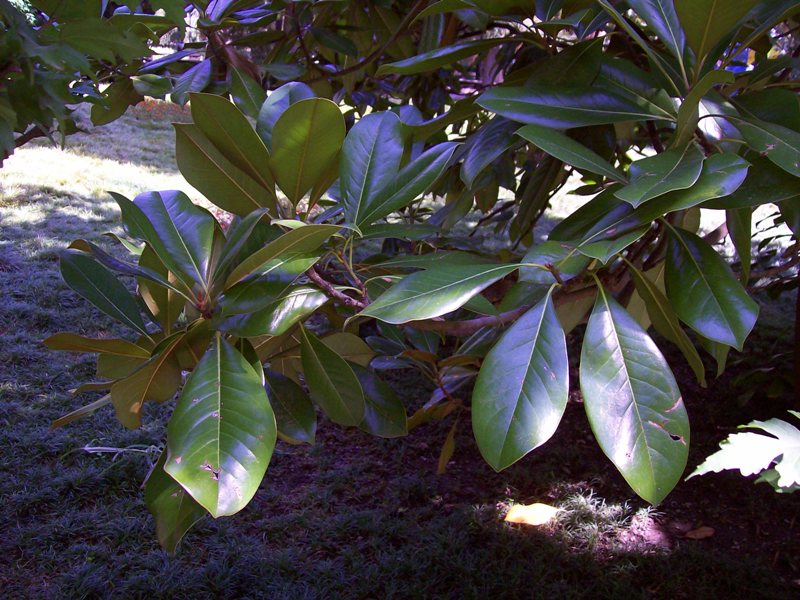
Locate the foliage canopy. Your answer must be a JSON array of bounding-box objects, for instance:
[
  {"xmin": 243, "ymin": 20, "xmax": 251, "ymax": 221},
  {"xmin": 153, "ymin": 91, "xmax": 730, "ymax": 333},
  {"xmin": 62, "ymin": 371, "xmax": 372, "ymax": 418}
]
[{"xmin": 10, "ymin": 0, "xmax": 798, "ymax": 551}]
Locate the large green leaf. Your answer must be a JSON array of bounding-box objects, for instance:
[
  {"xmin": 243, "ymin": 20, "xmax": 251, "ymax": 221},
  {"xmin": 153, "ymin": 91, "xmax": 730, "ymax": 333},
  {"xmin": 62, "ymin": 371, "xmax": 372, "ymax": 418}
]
[
  {"xmin": 628, "ymin": 262, "xmax": 707, "ymax": 387},
  {"xmin": 222, "ymin": 285, "xmax": 327, "ymax": 337},
  {"xmin": 110, "ymin": 333, "xmax": 184, "ymax": 429},
  {"xmin": 516, "ymin": 124, "xmax": 625, "ymax": 183},
  {"xmin": 129, "ymin": 190, "xmax": 217, "ymax": 296},
  {"xmin": 171, "ymin": 59, "xmax": 212, "ymax": 105},
  {"xmin": 269, "ymin": 98, "xmax": 345, "ymax": 205},
  {"xmin": 341, "ymin": 112, "xmax": 404, "ymax": 225},
  {"xmin": 165, "ymin": 336, "xmax": 276, "ymax": 518},
  {"xmin": 175, "ymin": 123, "xmax": 276, "ymax": 216},
  {"xmin": 461, "ymin": 117, "xmax": 519, "ymax": 188},
  {"xmin": 358, "ymin": 263, "xmax": 520, "ymax": 324},
  {"xmin": 60, "ymin": 249, "xmax": 149, "ymax": 337},
  {"xmin": 734, "ymin": 116, "xmax": 800, "ymax": 177},
  {"xmin": 580, "ymin": 285, "xmax": 690, "ymax": 505},
  {"xmin": 299, "ymin": 326, "xmax": 365, "ymax": 426},
  {"xmin": 144, "ymin": 450, "xmax": 207, "ymax": 554},
  {"xmin": 351, "ymin": 364, "xmax": 408, "ymax": 438},
  {"xmin": 477, "ymin": 86, "xmax": 674, "ymax": 128},
  {"xmin": 256, "ymin": 82, "xmax": 315, "ymax": 151},
  {"xmin": 190, "ymin": 92, "xmax": 275, "ymax": 191},
  {"xmin": 264, "ymin": 368, "xmax": 316, "ymax": 444},
  {"xmin": 376, "ymin": 38, "xmax": 508, "ymax": 75},
  {"xmin": 665, "ymin": 226, "xmax": 758, "ymax": 350},
  {"xmin": 675, "ymin": 0, "xmax": 758, "ymax": 66},
  {"xmin": 209, "ymin": 209, "xmax": 271, "ymax": 286},
  {"xmin": 635, "ymin": 153, "xmax": 749, "ymax": 221},
  {"xmin": 672, "ymin": 70, "xmax": 733, "ymax": 147},
  {"xmin": 44, "ymin": 332, "xmax": 150, "ymax": 358},
  {"xmin": 615, "ymin": 145, "xmax": 704, "ymax": 207},
  {"xmin": 472, "ymin": 289, "xmax": 568, "ymax": 470},
  {"xmin": 356, "ymin": 141, "xmax": 458, "ymax": 227},
  {"xmin": 628, "ymin": 0, "xmax": 687, "ymax": 64},
  {"xmin": 224, "ymin": 224, "xmax": 340, "ymax": 288}
]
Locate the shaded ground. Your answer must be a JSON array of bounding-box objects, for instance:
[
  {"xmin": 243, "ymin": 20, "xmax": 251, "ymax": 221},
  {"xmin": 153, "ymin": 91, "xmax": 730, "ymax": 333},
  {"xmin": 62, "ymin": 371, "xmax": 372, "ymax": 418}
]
[{"xmin": 0, "ymin": 104, "xmax": 798, "ymax": 599}]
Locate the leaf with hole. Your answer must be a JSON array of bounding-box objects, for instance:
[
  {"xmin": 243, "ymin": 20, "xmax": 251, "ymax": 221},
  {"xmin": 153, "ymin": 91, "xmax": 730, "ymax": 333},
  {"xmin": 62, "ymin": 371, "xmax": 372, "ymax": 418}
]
[
  {"xmin": 165, "ymin": 336, "xmax": 276, "ymax": 518},
  {"xmin": 581, "ymin": 285, "xmax": 689, "ymax": 505}
]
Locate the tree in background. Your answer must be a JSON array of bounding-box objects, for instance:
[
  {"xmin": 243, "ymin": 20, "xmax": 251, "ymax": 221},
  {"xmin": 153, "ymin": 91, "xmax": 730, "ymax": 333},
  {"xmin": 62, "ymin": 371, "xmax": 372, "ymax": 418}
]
[{"xmin": 11, "ymin": 0, "xmax": 799, "ymax": 551}]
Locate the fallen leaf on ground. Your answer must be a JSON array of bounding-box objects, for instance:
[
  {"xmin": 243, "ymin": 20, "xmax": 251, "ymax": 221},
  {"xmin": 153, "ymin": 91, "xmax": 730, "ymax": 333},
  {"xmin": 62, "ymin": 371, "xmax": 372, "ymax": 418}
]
[
  {"xmin": 684, "ymin": 526, "xmax": 715, "ymax": 539},
  {"xmin": 504, "ymin": 503, "xmax": 561, "ymax": 526}
]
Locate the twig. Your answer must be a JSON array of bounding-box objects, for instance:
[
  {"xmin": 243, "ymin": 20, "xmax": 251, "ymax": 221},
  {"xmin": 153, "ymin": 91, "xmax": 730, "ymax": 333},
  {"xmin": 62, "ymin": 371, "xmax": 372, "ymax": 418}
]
[
  {"xmin": 306, "ymin": 265, "xmax": 368, "ymax": 309},
  {"xmin": 405, "ymin": 286, "xmax": 598, "ymax": 336}
]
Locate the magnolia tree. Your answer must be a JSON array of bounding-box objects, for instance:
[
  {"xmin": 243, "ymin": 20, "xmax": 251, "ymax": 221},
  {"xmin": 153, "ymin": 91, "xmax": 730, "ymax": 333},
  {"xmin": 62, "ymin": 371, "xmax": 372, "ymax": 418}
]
[{"xmin": 20, "ymin": 0, "xmax": 800, "ymax": 551}]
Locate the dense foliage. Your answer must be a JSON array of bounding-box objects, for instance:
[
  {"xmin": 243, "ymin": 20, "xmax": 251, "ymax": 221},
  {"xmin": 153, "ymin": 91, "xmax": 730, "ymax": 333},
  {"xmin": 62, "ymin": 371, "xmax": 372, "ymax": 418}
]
[{"xmin": 14, "ymin": 0, "xmax": 799, "ymax": 550}]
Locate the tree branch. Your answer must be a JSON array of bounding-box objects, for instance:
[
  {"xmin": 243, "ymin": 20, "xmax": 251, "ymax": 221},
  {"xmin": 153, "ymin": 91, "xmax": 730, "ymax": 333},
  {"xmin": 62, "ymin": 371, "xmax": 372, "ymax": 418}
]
[
  {"xmin": 307, "ymin": 0, "xmax": 427, "ymax": 82},
  {"xmin": 306, "ymin": 265, "xmax": 368, "ymax": 309}
]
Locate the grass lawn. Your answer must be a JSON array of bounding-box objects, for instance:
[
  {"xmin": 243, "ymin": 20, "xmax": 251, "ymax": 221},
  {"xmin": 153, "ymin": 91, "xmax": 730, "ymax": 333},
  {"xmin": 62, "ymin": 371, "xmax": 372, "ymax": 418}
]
[{"xmin": 0, "ymin": 103, "xmax": 798, "ymax": 599}]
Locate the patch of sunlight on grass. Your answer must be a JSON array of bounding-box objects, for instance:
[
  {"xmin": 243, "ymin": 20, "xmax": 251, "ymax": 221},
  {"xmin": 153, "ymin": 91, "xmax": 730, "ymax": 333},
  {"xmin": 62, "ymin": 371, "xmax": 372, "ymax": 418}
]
[{"xmin": 1, "ymin": 144, "xmax": 190, "ymax": 206}]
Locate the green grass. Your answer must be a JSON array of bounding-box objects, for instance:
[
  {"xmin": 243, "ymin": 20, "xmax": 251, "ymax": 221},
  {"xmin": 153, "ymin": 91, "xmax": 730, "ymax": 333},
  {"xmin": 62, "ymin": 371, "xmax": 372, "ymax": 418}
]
[{"xmin": 0, "ymin": 105, "xmax": 797, "ymax": 599}]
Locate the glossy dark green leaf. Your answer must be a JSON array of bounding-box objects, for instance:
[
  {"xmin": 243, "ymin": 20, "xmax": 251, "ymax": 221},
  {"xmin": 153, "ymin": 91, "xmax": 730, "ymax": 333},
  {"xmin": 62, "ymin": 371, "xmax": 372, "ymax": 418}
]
[
  {"xmin": 256, "ymin": 82, "xmax": 316, "ymax": 151},
  {"xmin": 628, "ymin": 0, "xmax": 687, "ymax": 63},
  {"xmin": 356, "ymin": 141, "xmax": 458, "ymax": 227},
  {"xmin": 635, "ymin": 153, "xmax": 749, "ymax": 221},
  {"xmin": 576, "ymin": 226, "xmax": 650, "ymax": 264},
  {"xmin": 516, "ymin": 124, "xmax": 625, "ymax": 183},
  {"xmin": 299, "ymin": 326, "xmax": 365, "ymax": 426},
  {"xmin": 581, "ymin": 285, "xmax": 689, "ymax": 505},
  {"xmin": 224, "ymin": 224, "xmax": 340, "ymax": 288},
  {"xmin": 472, "ymin": 290, "xmax": 568, "ymax": 470},
  {"xmin": 269, "ymin": 98, "xmax": 345, "ymax": 205},
  {"xmin": 629, "ymin": 263, "xmax": 707, "ymax": 387},
  {"xmin": 461, "ymin": 117, "xmax": 519, "ymax": 188},
  {"xmin": 128, "ymin": 190, "xmax": 217, "ymax": 297},
  {"xmin": 702, "ymin": 157, "xmax": 800, "ymax": 209},
  {"xmin": 91, "ymin": 78, "xmax": 142, "ymax": 126},
  {"xmin": 359, "ymin": 263, "xmax": 520, "ymax": 324},
  {"xmin": 351, "ymin": 363, "xmax": 408, "ymax": 438},
  {"xmin": 190, "ymin": 92, "xmax": 275, "ymax": 192},
  {"xmin": 229, "ymin": 68, "xmax": 266, "ymax": 119},
  {"xmin": 735, "ymin": 116, "xmax": 800, "ymax": 177},
  {"xmin": 264, "ymin": 368, "xmax": 316, "ymax": 444},
  {"xmin": 665, "ymin": 226, "xmax": 758, "ymax": 350},
  {"xmin": 60, "ymin": 249, "xmax": 148, "ymax": 337},
  {"xmin": 165, "ymin": 336, "xmax": 276, "ymax": 518},
  {"xmin": 210, "ymin": 209, "xmax": 271, "ymax": 285},
  {"xmin": 675, "ymin": 0, "xmax": 758, "ymax": 65},
  {"xmin": 615, "ymin": 146, "xmax": 704, "ymax": 207},
  {"xmin": 376, "ymin": 39, "xmax": 506, "ymax": 75},
  {"xmin": 144, "ymin": 450, "xmax": 207, "ymax": 554},
  {"xmin": 341, "ymin": 112, "xmax": 404, "ymax": 225},
  {"xmin": 477, "ymin": 86, "xmax": 674, "ymax": 128},
  {"xmin": 222, "ymin": 285, "xmax": 327, "ymax": 337}
]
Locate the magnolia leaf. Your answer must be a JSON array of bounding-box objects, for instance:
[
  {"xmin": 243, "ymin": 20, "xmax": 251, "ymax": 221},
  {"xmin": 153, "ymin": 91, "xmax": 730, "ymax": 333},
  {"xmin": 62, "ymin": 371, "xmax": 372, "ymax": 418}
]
[
  {"xmin": 581, "ymin": 285, "xmax": 689, "ymax": 505},
  {"xmin": 165, "ymin": 336, "xmax": 276, "ymax": 518},
  {"xmin": 472, "ymin": 289, "xmax": 568, "ymax": 470}
]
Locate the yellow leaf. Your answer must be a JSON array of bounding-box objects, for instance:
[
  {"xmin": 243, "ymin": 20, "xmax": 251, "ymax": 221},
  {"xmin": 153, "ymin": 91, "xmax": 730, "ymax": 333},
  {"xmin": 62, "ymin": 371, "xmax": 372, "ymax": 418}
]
[
  {"xmin": 684, "ymin": 526, "xmax": 714, "ymax": 540},
  {"xmin": 504, "ymin": 503, "xmax": 561, "ymax": 526}
]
